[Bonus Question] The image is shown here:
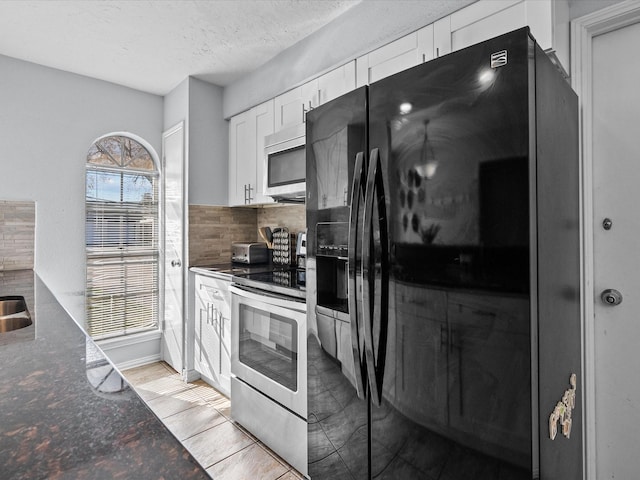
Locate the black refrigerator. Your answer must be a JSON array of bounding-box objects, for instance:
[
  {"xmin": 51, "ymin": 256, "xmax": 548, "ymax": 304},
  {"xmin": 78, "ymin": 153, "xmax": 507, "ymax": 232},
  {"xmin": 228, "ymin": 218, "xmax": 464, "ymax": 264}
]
[{"xmin": 305, "ymin": 28, "xmax": 581, "ymax": 480}]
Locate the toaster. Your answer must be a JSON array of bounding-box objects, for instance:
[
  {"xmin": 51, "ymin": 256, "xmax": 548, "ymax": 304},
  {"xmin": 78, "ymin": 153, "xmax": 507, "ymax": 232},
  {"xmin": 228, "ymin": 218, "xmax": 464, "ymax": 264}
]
[{"xmin": 232, "ymin": 242, "xmax": 269, "ymax": 264}]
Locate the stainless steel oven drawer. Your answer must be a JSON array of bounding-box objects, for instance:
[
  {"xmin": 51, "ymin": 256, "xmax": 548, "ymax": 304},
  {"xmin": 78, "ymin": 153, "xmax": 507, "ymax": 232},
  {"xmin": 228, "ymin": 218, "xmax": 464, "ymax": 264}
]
[{"xmin": 231, "ymin": 377, "xmax": 307, "ymax": 476}]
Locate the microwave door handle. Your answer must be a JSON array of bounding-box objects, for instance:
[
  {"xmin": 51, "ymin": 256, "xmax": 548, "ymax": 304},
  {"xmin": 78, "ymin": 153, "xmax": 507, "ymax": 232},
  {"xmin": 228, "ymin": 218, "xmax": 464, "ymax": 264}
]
[
  {"xmin": 348, "ymin": 151, "xmax": 367, "ymax": 400},
  {"xmin": 362, "ymin": 148, "xmax": 389, "ymax": 407}
]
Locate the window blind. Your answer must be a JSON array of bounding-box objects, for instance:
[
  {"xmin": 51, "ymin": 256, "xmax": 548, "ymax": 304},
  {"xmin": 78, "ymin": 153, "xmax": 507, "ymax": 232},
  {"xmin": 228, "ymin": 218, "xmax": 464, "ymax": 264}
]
[{"xmin": 85, "ymin": 140, "xmax": 159, "ymax": 339}]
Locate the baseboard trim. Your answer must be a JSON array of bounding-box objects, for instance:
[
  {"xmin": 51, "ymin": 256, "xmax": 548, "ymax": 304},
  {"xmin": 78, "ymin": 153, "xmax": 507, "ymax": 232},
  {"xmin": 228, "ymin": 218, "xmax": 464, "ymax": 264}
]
[
  {"xmin": 114, "ymin": 354, "xmax": 162, "ymax": 372},
  {"xmin": 98, "ymin": 330, "xmax": 162, "ymax": 371}
]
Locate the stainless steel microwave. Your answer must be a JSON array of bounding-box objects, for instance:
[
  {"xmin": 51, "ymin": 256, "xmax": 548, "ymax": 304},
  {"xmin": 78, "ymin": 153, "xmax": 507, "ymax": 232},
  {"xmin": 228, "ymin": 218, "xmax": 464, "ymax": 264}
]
[{"xmin": 263, "ymin": 124, "xmax": 306, "ymax": 200}]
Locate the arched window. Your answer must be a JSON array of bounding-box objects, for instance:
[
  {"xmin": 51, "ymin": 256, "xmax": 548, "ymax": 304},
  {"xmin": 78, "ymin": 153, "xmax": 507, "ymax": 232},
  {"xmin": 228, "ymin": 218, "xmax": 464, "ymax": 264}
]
[{"xmin": 85, "ymin": 135, "xmax": 159, "ymax": 338}]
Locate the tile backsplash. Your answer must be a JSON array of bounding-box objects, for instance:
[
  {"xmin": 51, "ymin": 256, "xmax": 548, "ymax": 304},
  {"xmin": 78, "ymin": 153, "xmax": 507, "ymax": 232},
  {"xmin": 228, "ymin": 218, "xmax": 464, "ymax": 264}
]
[
  {"xmin": 0, "ymin": 200, "xmax": 35, "ymax": 271},
  {"xmin": 188, "ymin": 204, "xmax": 306, "ymax": 266},
  {"xmin": 189, "ymin": 205, "xmax": 257, "ymax": 266},
  {"xmin": 257, "ymin": 204, "xmax": 306, "ymax": 237}
]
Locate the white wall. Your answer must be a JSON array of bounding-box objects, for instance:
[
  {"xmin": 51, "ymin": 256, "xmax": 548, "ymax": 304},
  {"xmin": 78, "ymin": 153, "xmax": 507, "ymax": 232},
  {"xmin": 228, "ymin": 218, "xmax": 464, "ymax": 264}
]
[
  {"xmin": 0, "ymin": 54, "xmax": 163, "ymax": 317},
  {"xmin": 164, "ymin": 77, "xmax": 228, "ymax": 206},
  {"xmin": 569, "ymin": 0, "xmax": 626, "ymax": 19},
  {"xmin": 163, "ymin": 77, "xmax": 189, "ymax": 131},
  {"xmin": 188, "ymin": 77, "xmax": 228, "ymax": 206}
]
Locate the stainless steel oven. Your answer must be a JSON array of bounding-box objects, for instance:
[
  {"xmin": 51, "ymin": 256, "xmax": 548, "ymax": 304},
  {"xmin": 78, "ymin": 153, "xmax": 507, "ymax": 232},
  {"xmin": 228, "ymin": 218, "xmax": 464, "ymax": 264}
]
[{"xmin": 229, "ymin": 281, "xmax": 307, "ymax": 475}]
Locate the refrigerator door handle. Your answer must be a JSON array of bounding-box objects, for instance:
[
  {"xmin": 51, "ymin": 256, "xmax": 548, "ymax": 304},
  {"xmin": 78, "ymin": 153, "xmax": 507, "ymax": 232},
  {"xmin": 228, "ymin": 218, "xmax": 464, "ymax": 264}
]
[
  {"xmin": 362, "ymin": 147, "xmax": 390, "ymax": 407},
  {"xmin": 348, "ymin": 151, "xmax": 367, "ymax": 400}
]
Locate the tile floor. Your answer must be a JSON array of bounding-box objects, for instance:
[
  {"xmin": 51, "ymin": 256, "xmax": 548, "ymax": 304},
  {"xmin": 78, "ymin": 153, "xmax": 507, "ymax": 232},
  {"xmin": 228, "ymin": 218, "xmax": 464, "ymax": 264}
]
[{"xmin": 122, "ymin": 362, "xmax": 303, "ymax": 480}]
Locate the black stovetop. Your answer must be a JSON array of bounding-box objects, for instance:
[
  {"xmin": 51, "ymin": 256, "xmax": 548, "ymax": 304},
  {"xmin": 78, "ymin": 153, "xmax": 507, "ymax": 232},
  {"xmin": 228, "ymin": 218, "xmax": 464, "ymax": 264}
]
[
  {"xmin": 232, "ymin": 266, "xmax": 306, "ymax": 300},
  {"xmin": 193, "ymin": 262, "xmax": 306, "ymax": 299},
  {"xmin": 238, "ymin": 267, "xmax": 305, "ymax": 289}
]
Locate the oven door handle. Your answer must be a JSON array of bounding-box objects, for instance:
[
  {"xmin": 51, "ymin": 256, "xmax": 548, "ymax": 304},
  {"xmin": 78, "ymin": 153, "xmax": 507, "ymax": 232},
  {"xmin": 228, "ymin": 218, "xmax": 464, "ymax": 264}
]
[
  {"xmin": 348, "ymin": 151, "xmax": 368, "ymax": 400},
  {"xmin": 362, "ymin": 147, "xmax": 389, "ymax": 407},
  {"xmin": 229, "ymin": 284, "xmax": 306, "ymax": 313}
]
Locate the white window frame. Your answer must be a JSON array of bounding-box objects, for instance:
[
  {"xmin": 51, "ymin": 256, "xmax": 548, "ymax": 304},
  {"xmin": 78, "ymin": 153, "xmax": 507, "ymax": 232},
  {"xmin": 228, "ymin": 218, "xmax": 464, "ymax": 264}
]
[{"xmin": 85, "ymin": 132, "xmax": 162, "ymax": 340}]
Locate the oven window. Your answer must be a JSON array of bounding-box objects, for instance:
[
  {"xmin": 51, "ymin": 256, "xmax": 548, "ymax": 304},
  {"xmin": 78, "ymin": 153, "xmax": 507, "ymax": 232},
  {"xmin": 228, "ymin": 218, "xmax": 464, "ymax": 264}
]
[{"xmin": 238, "ymin": 304, "xmax": 298, "ymax": 391}]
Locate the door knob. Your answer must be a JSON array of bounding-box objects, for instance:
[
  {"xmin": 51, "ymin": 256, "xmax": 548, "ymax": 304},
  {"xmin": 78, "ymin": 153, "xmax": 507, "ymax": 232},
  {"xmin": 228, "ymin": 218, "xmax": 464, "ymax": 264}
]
[
  {"xmin": 171, "ymin": 259, "xmax": 182, "ymax": 268},
  {"xmin": 601, "ymin": 289, "xmax": 623, "ymax": 306}
]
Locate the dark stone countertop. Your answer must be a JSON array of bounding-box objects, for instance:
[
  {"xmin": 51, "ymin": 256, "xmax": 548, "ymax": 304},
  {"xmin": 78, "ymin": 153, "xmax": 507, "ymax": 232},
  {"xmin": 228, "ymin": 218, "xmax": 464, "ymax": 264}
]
[{"xmin": 0, "ymin": 270, "xmax": 210, "ymax": 480}]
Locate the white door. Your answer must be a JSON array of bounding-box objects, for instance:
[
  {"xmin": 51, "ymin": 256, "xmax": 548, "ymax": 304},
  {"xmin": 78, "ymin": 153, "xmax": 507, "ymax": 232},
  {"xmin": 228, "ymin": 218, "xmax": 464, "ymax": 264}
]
[
  {"xmin": 592, "ymin": 18, "xmax": 640, "ymax": 479},
  {"xmin": 161, "ymin": 122, "xmax": 185, "ymax": 373}
]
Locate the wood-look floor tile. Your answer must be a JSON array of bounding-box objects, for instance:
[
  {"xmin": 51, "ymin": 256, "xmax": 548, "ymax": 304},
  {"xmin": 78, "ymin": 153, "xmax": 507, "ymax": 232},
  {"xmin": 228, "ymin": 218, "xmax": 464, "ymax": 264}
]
[
  {"xmin": 132, "ymin": 376, "xmax": 192, "ymax": 401},
  {"xmin": 206, "ymin": 443, "xmax": 288, "ymax": 480},
  {"xmin": 214, "ymin": 399, "xmax": 232, "ymax": 419},
  {"xmin": 276, "ymin": 470, "xmax": 305, "ymax": 480},
  {"xmin": 123, "ymin": 363, "xmax": 301, "ymax": 477},
  {"xmin": 182, "ymin": 421, "xmax": 254, "ymax": 469},
  {"xmin": 233, "ymin": 421, "xmax": 258, "ymax": 442},
  {"xmin": 163, "ymin": 403, "xmax": 227, "ymax": 441},
  {"xmin": 123, "ymin": 362, "xmax": 172, "ymax": 385},
  {"xmin": 191, "ymin": 381, "xmax": 228, "ymax": 403},
  {"xmin": 146, "ymin": 387, "xmax": 206, "ymax": 418}
]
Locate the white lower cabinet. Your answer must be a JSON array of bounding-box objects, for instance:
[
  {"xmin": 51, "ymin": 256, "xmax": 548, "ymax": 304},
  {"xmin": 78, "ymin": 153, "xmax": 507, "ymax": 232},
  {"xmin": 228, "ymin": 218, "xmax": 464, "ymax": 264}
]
[{"xmin": 194, "ymin": 274, "xmax": 231, "ymax": 396}]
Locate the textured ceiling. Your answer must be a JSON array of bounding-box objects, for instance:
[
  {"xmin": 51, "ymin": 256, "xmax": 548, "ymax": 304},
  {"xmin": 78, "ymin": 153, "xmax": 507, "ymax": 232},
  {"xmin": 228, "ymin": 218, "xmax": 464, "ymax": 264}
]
[{"xmin": 0, "ymin": 0, "xmax": 361, "ymax": 95}]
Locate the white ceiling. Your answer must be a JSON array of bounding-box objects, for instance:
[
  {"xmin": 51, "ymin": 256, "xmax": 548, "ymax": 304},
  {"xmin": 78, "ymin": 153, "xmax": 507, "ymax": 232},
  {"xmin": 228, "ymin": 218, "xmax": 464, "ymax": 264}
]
[{"xmin": 0, "ymin": 0, "xmax": 361, "ymax": 95}]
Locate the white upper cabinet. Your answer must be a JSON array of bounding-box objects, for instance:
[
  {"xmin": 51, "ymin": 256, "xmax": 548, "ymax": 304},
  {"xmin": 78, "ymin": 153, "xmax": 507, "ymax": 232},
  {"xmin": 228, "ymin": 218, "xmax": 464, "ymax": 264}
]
[
  {"xmin": 228, "ymin": 109, "xmax": 254, "ymax": 206},
  {"xmin": 356, "ymin": 0, "xmax": 569, "ymax": 87},
  {"xmin": 433, "ymin": 16, "xmax": 453, "ymax": 59},
  {"xmin": 449, "ymin": 0, "xmax": 524, "ymax": 51},
  {"xmin": 448, "ymin": 0, "xmax": 569, "ymax": 73},
  {"xmin": 273, "ymin": 61, "xmax": 356, "ymax": 133},
  {"xmin": 356, "ymin": 17, "xmax": 455, "ymax": 87},
  {"xmin": 356, "ymin": 32, "xmax": 421, "ymax": 87},
  {"xmin": 229, "ymin": 0, "xmax": 570, "ymax": 204},
  {"xmin": 253, "ymin": 100, "xmax": 275, "ymax": 205},
  {"xmin": 416, "ymin": 24, "xmax": 435, "ymax": 64},
  {"xmin": 417, "ymin": 17, "xmax": 453, "ymax": 64},
  {"xmin": 229, "ymin": 63, "xmax": 354, "ymax": 206},
  {"xmin": 228, "ymin": 99, "xmax": 275, "ymax": 206},
  {"xmin": 274, "ymin": 80, "xmax": 318, "ymax": 132},
  {"xmin": 317, "ymin": 61, "xmax": 356, "ymax": 105}
]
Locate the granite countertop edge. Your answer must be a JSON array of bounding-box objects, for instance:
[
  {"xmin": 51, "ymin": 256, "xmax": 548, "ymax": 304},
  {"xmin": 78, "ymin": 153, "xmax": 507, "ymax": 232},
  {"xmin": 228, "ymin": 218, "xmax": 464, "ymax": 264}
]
[{"xmin": 0, "ymin": 270, "xmax": 210, "ymax": 480}]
